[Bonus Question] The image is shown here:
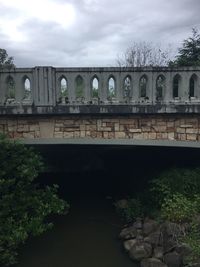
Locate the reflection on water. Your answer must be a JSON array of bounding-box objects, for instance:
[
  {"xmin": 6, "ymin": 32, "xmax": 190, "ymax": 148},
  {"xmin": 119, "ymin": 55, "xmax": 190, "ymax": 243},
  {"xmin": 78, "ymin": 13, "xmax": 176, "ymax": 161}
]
[{"xmin": 17, "ymin": 195, "xmax": 135, "ymax": 267}]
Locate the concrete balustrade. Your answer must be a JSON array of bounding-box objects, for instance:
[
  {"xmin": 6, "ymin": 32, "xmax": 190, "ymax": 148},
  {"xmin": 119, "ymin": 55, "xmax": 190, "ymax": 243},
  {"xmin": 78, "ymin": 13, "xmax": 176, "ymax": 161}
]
[{"xmin": 0, "ymin": 66, "xmax": 200, "ymax": 114}]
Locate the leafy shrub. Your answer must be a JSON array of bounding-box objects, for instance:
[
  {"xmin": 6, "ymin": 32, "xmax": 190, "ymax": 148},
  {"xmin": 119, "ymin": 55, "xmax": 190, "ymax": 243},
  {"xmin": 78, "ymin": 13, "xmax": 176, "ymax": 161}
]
[
  {"xmin": 115, "ymin": 198, "xmax": 143, "ymax": 223},
  {"xmin": 0, "ymin": 135, "xmax": 69, "ymax": 266},
  {"xmin": 150, "ymin": 168, "xmax": 200, "ymax": 207},
  {"xmin": 182, "ymin": 223, "xmax": 200, "ymax": 265},
  {"xmin": 161, "ymin": 193, "xmax": 198, "ymax": 223}
]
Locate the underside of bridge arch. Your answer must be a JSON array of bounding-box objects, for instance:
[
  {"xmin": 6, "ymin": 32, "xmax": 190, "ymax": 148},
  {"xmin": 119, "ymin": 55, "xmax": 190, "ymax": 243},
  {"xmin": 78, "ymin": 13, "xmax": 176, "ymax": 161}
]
[{"xmin": 33, "ymin": 144, "xmax": 200, "ymax": 198}]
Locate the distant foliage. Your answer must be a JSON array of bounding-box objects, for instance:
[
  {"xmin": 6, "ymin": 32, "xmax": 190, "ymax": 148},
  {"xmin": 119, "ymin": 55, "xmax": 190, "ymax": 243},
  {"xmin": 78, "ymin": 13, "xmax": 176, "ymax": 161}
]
[
  {"xmin": 0, "ymin": 135, "xmax": 69, "ymax": 266},
  {"xmin": 0, "ymin": 49, "xmax": 15, "ymax": 69},
  {"xmin": 170, "ymin": 28, "xmax": 200, "ymax": 67},
  {"xmin": 117, "ymin": 41, "xmax": 173, "ymax": 67}
]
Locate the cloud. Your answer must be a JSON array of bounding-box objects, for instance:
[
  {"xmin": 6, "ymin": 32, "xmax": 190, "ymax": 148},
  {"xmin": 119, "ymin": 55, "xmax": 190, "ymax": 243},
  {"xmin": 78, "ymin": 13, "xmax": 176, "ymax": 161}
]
[{"xmin": 0, "ymin": 0, "xmax": 199, "ymax": 67}]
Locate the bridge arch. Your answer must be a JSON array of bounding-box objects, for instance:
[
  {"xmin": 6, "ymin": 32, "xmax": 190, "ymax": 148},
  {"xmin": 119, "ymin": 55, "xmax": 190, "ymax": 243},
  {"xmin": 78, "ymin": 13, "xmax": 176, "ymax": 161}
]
[
  {"xmin": 22, "ymin": 76, "xmax": 32, "ymax": 101},
  {"xmin": 139, "ymin": 75, "xmax": 148, "ymax": 99},
  {"xmin": 91, "ymin": 75, "xmax": 99, "ymax": 99},
  {"xmin": 75, "ymin": 75, "xmax": 85, "ymax": 102},
  {"xmin": 107, "ymin": 76, "xmax": 116, "ymax": 100},
  {"xmin": 58, "ymin": 76, "xmax": 68, "ymax": 103},
  {"xmin": 123, "ymin": 75, "xmax": 131, "ymax": 99},
  {"xmin": 173, "ymin": 74, "xmax": 182, "ymax": 99},
  {"xmin": 189, "ymin": 74, "xmax": 198, "ymax": 98}
]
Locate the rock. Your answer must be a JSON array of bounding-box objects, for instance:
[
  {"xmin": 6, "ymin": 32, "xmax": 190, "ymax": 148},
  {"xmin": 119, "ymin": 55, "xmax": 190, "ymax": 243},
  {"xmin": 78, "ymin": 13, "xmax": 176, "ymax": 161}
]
[
  {"xmin": 129, "ymin": 242, "xmax": 152, "ymax": 261},
  {"xmin": 161, "ymin": 222, "xmax": 182, "ymax": 237},
  {"xmin": 153, "ymin": 246, "xmax": 163, "ymax": 260},
  {"xmin": 176, "ymin": 243, "xmax": 193, "ymax": 266},
  {"xmin": 175, "ymin": 243, "xmax": 192, "ymax": 256},
  {"xmin": 163, "ymin": 237, "xmax": 177, "ymax": 253},
  {"xmin": 141, "ymin": 258, "xmax": 167, "ymax": 267},
  {"xmin": 164, "ymin": 251, "xmax": 182, "ymax": 267},
  {"xmin": 133, "ymin": 218, "xmax": 143, "ymax": 229},
  {"xmin": 123, "ymin": 239, "xmax": 137, "ymax": 252},
  {"xmin": 119, "ymin": 226, "xmax": 137, "ymax": 240},
  {"xmin": 115, "ymin": 199, "xmax": 129, "ymax": 209},
  {"xmin": 191, "ymin": 264, "xmax": 200, "ymax": 267},
  {"xmin": 143, "ymin": 219, "xmax": 159, "ymax": 236},
  {"xmin": 144, "ymin": 231, "xmax": 163, "ymax": 246}
]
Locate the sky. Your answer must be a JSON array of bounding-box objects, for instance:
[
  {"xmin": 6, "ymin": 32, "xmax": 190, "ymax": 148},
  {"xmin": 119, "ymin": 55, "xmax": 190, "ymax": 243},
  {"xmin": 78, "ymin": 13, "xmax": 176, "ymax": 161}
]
[{"xmin": 0, "ymin": 0, "xmax": 200, "ymax": 67}]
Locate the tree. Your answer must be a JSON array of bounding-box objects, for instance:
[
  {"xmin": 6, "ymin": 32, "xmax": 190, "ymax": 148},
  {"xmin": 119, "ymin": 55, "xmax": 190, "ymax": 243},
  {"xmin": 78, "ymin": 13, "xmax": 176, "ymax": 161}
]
[
  {"xmin": 170, "ymin": 28, "xmax": 200, "ymax": 67},
  {"xmin": 0, "ymin": 135, "xmax": 69, "ymax": 266},
  {"xmin": 0, "ymin": 49, "xmax": 15, "ymax": 69},
  {"xmin": 116, "ymin": 41, "xmax": 172, "ymax": 67}
]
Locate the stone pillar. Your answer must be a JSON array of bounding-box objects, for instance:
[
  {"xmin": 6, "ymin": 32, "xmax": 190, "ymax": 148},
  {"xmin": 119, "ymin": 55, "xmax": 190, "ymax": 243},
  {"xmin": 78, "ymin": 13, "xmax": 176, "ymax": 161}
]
[
  {"xmin": 131, "ymin": 72, "xmax": 139, "ymax": 103},
  {"xmin": 33, "ymin": 67, "xmax": 55, "ymax": 106},
  {"xmin": 180, "ymin": 72, "xmax": 189, "ymax": 101}
]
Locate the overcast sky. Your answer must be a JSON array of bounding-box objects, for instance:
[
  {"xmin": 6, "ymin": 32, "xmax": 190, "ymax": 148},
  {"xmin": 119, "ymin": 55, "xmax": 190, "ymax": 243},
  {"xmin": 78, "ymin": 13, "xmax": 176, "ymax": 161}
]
[{"xmin": 0, "ymin": 0, "xmax": 200, "ymax": 67}]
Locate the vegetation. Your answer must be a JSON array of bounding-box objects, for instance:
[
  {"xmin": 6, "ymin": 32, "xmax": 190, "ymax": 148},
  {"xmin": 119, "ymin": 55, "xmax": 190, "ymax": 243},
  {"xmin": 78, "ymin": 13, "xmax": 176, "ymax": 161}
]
[
  {"xmin": 115, "ymin": 198, "xmax": 143, "ymax": 222},
  {"xmin": 116, "ymin": 41, "xmax": 172, "ymax": 67},
  {"xmin": 0, "ymin": 49, "xmax": 15, "ymax": 69},
  {"xmin": 117, "ymin": 28, "xmax": 200, "ymax": 68},
  {"xmin": 170, "ymin": 28, "xmax": 200, "ymax": 67},
  {"xmin": 0, "ymin": 135, "xmax": 69, "ymax": 266},
  {"xmin": 115, "ymin": 167, "xmax": 200, "ymax": 265}
]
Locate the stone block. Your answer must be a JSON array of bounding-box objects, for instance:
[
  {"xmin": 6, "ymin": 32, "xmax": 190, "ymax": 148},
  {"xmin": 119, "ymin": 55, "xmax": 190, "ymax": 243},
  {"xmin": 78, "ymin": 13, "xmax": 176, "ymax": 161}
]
[
  {"xmin": 186, "ymin": 134, "xmax": 197, "ymax": 141},
  {"xmin": 54, "ymin": 132, "xmax": 63, "ymax": 138},
  {"xmin": 80, "ymin": 131, "xmax": 85, "ymax": 137},
  {"xmin": 23, "ymin": 132, "xmax": 35, "ymax": 138},
  {"xmin": 29, "ymin": 125, "xmax": 39, "ymax": 132},
  {"xmin": 115, "ymin": 132, "xmax": 126, "ymax": 138},
  {"xmin": 114, "ymin": 122, "xmax": 120, "ymax": 131},
  {"xmin": 176, "ymin": 127, "xmax": 185, "ymax": 134},
  {"xmin": 129, "ymin": 128, "xmax": 142, "ymax": 133},
  {"xmin": 148, "ymin": 133, "xmax": 157, "ymax": 140},
  {"xmin": 168, "ymin": 133, "xmax": 175, "ymax": 140},
  {"xmin": 64, "ymin": 132, "xmax": 74, "ymax": 138},
  {"xmin": 186, "ymin": 128, "xmax": 198, "ymax": 134}
]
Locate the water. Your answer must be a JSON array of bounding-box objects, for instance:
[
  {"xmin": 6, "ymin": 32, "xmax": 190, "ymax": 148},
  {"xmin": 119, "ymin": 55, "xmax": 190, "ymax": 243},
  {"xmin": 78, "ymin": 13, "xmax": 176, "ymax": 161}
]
[{"xmin": 16, "ymin": 194, "xmax": 135, "ymax": 267}]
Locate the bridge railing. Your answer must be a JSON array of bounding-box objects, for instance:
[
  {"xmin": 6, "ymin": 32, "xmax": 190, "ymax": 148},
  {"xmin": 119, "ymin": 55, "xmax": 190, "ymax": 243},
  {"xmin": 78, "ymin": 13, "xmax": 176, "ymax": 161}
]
[{"xmin": 0, "ymin": 66, "xmax": 200, "ymax": 107}]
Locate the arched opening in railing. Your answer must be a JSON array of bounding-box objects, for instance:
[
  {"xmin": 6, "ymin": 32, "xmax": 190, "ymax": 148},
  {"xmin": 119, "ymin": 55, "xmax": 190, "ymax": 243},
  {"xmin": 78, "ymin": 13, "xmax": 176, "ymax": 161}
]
[
  {"xmin": 189, "ymin": 74, "xmax": 197, "ymax": 98},
  {"xmin": 123, "ymin": 76, "xmax": 131, "ymax": 98},
  {"xmin": 156, "ymin": 75, "xmax": 165, "ymax": 100},
  {"xmin": 23, "ymin": 77, "xmax": 31, "ymax": 101},
  {"xmin": 173, "ymin": 74, "xmax": 181, "ymax": 98},
  {"xmin": 91, "ymin": 76, "xmax": 99, "ymax": 98},
  {"xmin": 139, "ymin": 75, "xmax": 148, "ymax": 98},
  {"xmin": 59, "ymin": 77, "xmax": 68, "ymax": 103},
  {"xmin": 6, "ymin": 76, "xmax": 15, "ymax": 102},
  {"xmin": 108, "ymin": 76, "xmax": 116, "ymax": 100},
  {"xmin": 75, "ymin": 75, "xmax": 84, "ymax": 101}
]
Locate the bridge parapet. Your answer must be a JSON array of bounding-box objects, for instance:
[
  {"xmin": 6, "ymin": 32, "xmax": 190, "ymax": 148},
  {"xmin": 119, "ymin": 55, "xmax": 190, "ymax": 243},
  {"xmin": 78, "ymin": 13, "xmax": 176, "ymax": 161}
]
[{"xmin": 0, "ymin": 66, "xmax": 200, "ymax": 114}]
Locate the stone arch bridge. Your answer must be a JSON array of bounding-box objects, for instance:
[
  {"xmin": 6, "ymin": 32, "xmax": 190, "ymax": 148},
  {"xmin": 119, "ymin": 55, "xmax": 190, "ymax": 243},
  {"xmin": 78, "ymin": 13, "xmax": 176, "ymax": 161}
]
[{"xmin": 1, "ymin": 66, "xmax": 200, "ymax": 148}]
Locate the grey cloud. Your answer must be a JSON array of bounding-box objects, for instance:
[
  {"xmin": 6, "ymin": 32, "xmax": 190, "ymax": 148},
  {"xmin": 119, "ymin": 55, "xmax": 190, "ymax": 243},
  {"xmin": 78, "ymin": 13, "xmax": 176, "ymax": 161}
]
[{"xmin": 0, "ymin": 0, "xmax": 200, "ymax": 67}]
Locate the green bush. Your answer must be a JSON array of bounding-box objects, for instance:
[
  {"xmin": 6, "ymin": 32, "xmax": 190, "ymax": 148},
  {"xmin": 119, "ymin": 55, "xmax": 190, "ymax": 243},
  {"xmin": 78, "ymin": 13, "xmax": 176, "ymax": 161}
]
[
  {"xmin": 161, "ymin": 193, "xmax": 198, "ymax": 223},
  {"xmin": 150, "ymin": 168, "xmax": 200, "ymax": 207},
  {"xmin": 182, "ymin": 223, "xmax": 200, "ymax": 265},
  {"xmin": 115, "ymin": 198, "xmax": 143, "ymax": 223},
  {"xmin": 0, "ymin": 135, "xmax": 69, "ymax": 266}
]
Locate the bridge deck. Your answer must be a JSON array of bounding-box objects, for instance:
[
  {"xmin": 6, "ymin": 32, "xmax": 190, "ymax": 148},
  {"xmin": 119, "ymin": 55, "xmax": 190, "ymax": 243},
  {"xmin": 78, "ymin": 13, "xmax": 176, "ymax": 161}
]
[{"xmin": 21, "ymin": 138, "xmax": 200, "ymax": 148}]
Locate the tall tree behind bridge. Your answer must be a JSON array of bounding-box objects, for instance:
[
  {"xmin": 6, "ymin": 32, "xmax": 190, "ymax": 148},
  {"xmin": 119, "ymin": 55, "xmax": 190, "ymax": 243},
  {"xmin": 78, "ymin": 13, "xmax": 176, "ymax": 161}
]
[
  {"xmin": 0, "ymin": 48, "xmax": 15, "ymax": 69},
  {"xmin": 170, "ymin": 28, "xmax": 200, "ymax": 67},
  {"xmin": 116, "ymin": 42, "xmax": 172, "ymax": 67}
]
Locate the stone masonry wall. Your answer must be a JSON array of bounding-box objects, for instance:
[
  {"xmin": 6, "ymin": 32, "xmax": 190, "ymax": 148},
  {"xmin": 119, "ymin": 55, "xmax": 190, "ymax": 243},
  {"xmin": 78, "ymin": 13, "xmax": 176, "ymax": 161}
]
[{"xmin": 0, "ymin": 115, "xmax": 200, "ymax": 142}]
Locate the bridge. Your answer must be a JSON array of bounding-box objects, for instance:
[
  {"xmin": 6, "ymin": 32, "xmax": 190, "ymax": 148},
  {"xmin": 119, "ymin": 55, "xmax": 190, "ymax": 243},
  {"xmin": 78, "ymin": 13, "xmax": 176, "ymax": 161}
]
[{"xmin": 0, "ymin": 66, "xmax": 200, "ymax": 147}]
